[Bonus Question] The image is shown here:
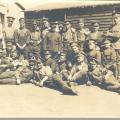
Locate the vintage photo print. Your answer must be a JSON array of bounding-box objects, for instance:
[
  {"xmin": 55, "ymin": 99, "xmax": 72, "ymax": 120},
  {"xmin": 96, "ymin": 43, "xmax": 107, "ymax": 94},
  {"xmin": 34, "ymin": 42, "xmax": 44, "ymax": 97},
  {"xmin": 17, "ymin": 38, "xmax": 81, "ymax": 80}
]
[{"xmin": 0, "ymin": 0, "xmax": 120, "ymax": 118}]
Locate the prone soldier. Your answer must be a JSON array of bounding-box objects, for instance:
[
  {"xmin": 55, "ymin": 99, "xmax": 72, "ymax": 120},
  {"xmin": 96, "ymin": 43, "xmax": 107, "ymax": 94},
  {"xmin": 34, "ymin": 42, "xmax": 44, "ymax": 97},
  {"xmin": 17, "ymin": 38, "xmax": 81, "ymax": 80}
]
[{"xmin": 89, "ymin": 60, "xmax": 120, "ymax": 93}]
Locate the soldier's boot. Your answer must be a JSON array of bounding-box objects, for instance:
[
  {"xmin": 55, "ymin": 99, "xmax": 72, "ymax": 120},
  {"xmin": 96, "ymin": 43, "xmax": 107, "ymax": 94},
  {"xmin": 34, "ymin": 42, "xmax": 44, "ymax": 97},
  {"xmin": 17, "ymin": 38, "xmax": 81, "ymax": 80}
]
[
  {"xmin": 16, "ymin": 78, "xmax": 21, "ymax": 85},
  {"xmin": 57, "ymin": 80, "xmax": 78, "ymax": 95}
]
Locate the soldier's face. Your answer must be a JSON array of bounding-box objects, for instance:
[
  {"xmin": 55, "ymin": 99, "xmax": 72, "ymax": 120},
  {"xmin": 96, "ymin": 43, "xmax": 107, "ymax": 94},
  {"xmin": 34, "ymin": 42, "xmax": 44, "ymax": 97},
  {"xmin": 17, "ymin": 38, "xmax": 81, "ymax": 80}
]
[
  {"xmin": 89, "ymin": 42, "xmax": 96, "ymax": 50},
  {"xmin": 77, "ymin": 56, "xmax": 84, "ymax": 63},
  {"xmin": 45, "ymin": 54, "xmax": 51, "ymax": 59},
  {"xmin": 78, "ymin": 23, "xmax": 84, "ymax": 28},
  {"xmin": 92, "ymin": 26, "xmax": 99, "ymax": 31},
  {"xmin": 65, "ymin": 24, "xmax": 71, "ymax": 29},
  {"xmin": 33, "ymin": 24, "xmax": 37, "ymax": 29},
  {"xmin": 43, "ymin": 21, "xmax": 49, "ymax": 28},
  {"xmin": 60, "ymin": 55, "xmax": 66, "ymax": 62},
  {"xmin": 11, "ymin": 52, "xmax": 18, "ymax": 59},
  {"xmin": 7, "ymin": 20, "xmax": 13, "ymax": 26},
  {"xmin": 19, "ymin": 20, "xmax": 25, "ymax": 28},
  {"xmin": 72, "ymin": 46, "xmax": 79, "ymax": 53},
  {"xmin": 113, "ymin": 17, "xmax": 120, "ymax": 24}
]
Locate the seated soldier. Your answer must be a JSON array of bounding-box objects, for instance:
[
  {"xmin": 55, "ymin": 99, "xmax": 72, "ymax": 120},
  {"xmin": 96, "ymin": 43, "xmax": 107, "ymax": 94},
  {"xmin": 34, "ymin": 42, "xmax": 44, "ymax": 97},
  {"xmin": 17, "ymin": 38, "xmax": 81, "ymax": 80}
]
[
  {"xmin": 31, "ymin": 59, "xmax": 77, "ymax": 95},
  {"xmin": 44, "ymin": 50, "xmax": 59, "ymax": 73},
  {"xmin": 6, "ymin": 41, "xmax": 15, "ymax": 57},
  {"xmin": 0, "ymin": 51, "xmax": 33, "ymax": 85},
  {"xmin": 68, "ymin": 53, "xmax": 89, "ymax": 85},
  {"xmin": 57, "ymin": 52, "xmax": 73, "ymax": 82},
  {"xmin": 89, "ymin": 60, "xmax": 120, "ymax": 93},
  {"xmin": 101, "ymin": 36, "xmax": 117, "ymax": 77},
  {"xmin": 86, "ymin": 40, "xmax": 101, "ymax": 63}
]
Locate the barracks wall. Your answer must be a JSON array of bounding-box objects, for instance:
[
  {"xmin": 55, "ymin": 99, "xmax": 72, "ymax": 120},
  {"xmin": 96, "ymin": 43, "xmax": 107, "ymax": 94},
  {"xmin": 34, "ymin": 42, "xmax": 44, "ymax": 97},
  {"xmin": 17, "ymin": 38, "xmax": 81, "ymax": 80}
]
[{"xmin": 24, "ymin": 4, "xmax": 120, "ymax": 31}]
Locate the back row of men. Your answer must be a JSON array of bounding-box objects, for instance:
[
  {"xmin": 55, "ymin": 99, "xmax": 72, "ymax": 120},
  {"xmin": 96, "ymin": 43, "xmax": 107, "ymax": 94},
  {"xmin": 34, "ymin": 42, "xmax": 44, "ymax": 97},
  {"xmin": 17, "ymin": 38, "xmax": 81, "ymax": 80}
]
[{"xmin": 0, "ymin": 13, "xmax": 120, "ymax": 95}]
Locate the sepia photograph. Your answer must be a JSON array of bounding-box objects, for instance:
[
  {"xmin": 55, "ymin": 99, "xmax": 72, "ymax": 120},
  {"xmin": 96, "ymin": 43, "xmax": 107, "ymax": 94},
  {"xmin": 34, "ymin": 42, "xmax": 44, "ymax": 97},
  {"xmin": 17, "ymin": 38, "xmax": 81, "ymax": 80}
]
[{"xmin": 0, "ymin": 0, "xmax": 120, "ymax": 118}]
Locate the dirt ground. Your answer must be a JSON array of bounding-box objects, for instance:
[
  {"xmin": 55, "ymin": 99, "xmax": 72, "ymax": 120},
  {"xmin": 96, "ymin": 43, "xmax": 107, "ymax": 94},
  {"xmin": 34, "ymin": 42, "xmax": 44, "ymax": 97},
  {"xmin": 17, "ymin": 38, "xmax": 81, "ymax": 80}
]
[{"xmin": 0, "ymin": 83, "xmax": 120, "ymax": 118}]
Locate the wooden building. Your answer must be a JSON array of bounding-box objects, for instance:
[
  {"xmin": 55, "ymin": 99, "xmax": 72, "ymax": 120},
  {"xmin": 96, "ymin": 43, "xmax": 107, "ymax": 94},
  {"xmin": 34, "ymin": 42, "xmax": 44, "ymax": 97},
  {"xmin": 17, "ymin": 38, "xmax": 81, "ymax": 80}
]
[{"xmin": 24, "ymin": 1, "xmax": 120, "ymax": 31}]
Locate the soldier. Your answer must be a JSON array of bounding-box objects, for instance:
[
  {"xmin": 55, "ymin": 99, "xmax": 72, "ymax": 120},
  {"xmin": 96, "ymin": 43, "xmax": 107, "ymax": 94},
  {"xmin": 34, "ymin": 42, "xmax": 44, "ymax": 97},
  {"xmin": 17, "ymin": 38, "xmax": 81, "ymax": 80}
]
[
  {"xmin": 0, "ymin": 51, "xmax": 33, "ymax": 85},
  {"xmin": 14, "ymin": 18, "xmax": 31, "ymax": 59},
  {"xmin": 107, "ymin": 13, "xmax": 120, "ymax": 79},
  {"xmin": 86, "ymin": 40, "xmax": 101, "ymax": 63},
  {"xmin": 44, "ymin": 50, "xmax": 59, "ymax": 73},
  {"xmin": 62, "ymin": 21, "xmax": 77, "ymax": 51},
  {"xmin": 6, "ymin": 41, "xmax": 15, "ymax": 57},
  {"xmin": 89, "ymin": 60, "xmax": 120, "ymax": 93},
  {"xmin": 41, "ymin": 17, "xmax": 51, "ymax": 39},
  {"xmin": 68, "ymin": 53, "xmax": 89, "ymax": 85},
  {"xmin": 33, "ymin": 59, "xmax": 78, "ymax": 95},
  {"xmin": 3, "ymin": 16, "xmax": 15, "ymax": 50},
  {"xmin": 76, "ymin": 18, "xmax": 90, "ymax": 50},
  {"xmin": 87, "ymin": 20, "xmax": 103, "ymax": 46},
  {"xmin": 101, "ymin": 37, "xmax": 117, "ymax": 77},
  {"xmin": 26, "ymin": 20, "xmax": 42, "ymax": 60},
  {"xmin": 62, "ymin": 21, "xmax": 77, "ymax": 61},
  {"xmin": 43, "ymin": 22, "xmax": 63, "ymax": 57}
]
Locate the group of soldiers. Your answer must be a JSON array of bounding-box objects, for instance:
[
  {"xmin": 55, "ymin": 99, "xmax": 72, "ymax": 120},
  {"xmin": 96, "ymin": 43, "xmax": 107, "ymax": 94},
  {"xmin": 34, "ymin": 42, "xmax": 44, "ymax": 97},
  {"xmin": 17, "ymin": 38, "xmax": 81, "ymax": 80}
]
[{"xmin": 0, "ymin": 12, "xmax": 120, "ymax": 95}]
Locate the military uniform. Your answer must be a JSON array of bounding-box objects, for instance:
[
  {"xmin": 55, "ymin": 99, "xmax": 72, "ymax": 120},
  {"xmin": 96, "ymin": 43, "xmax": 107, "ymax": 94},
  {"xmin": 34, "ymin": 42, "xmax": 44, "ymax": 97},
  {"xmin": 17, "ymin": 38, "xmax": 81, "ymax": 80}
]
[
  {"xmin": 87, "ymin": 40, "xmax": 101, "ymax": 63},
  {"xmin": 3, "ymin": 16, "xmax": 15, "ymax": 49},
  {"xmin": 87, "ymin": 21, "xmax": 103, "ymax": 46},
  {"xmin": 43, "ymin": 23, "xmax": 63, "ymax": 56},
  {"xmin": 76, "ymin": 18, "xmax": 90, "ymax": 50},
  {"xmin": 101, "ymin": 38, "xmax": 117, "ymax": 76},
  {"xmin": 14, "ymin": 18, "xmax": 31, "ymax": 58},
  {"xmin": 26, "ymin": 21, "xmax": 42, "ymax": 60},
  {"xmin": 89, "ymin": 60, "xmax": 120, "ymax": 92}
]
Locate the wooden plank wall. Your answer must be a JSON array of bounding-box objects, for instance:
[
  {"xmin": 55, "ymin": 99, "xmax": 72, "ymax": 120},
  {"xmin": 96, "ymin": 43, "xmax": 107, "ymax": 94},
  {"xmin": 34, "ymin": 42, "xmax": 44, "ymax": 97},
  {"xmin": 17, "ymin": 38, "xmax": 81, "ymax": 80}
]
[{"xmin": 67, "ymin": 12, "xmax": 113, "ymax": 31}]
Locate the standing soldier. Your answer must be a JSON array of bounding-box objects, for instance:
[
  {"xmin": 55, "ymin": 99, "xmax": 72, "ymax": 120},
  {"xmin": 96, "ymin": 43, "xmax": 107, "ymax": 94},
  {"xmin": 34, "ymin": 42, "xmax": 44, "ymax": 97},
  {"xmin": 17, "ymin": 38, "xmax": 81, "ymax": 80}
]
[
  {"xmin": 43, "ymin": 22, "xmax": 63, "ymax": 58},
  {"xmin": 107, "ymin": 13, "xmax": 120, "ymax": 79},
  {"xmin": 14, "ymin": 18, "xmax": 31, "ymax": 59},
  {"xmin": 62, "ymin": 21, "xmax": 77, "ymax": 60},
  {"xmin": 41, "ymin": 17, "xmax": 51, "ymax": 39},
  {"xmin": 26, "ymin": 20, "xmax": 42, "ymax": 60},
  {"xmin": 87, "ymin": 21, "xmax": 103, "ymax": 46},
  {"xmin": 76, "ymin": 18, "xmax": 90, "ymax": 50},
  {"xmin": 101, "ymin": 37, "xmax": 117, "ymax": 77},
  {"xmin": 3, "ymin": 16, "xmax": 15, "ymax": 50}
]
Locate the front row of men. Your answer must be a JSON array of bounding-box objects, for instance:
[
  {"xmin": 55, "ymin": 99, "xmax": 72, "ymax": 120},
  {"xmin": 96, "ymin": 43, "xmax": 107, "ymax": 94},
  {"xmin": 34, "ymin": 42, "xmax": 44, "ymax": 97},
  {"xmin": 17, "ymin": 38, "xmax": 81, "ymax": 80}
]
[{"xmin": 0, "ymin": 39, "xmax": 120, "ymax": 95}]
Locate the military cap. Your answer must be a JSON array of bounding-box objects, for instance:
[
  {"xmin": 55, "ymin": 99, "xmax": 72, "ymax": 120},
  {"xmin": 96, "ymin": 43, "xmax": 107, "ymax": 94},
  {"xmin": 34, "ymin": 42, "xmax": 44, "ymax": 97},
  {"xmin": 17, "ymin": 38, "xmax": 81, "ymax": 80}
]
[
  {"xmin": 44, "ymin": 50, "xmax": 52, "ymax": 55},
  {"xmin": 33, "ymin": 20, "xmax": 37, "ymax": 25},
  {"xmin": 29, "ymin": 57, "xmax": 36, "ymax": 62},
  {"xmin": 113, "ymin": 13, "xmax": 120, "ymax": 18},
  {"xmin": 6, "ymin": 41, "xmax": 13, "ymax": 46},
  {"xmin": 50, "ymin": 21, "xmax": 57, "ymax": 25},
  {"xmin": 64, "ymin": 20, "xmax": 71, "ymax": 25},
  {"xmin": 90, "ymin": 60, "xmax": 97, "ymax": 65},
  {"xmin": 75, "ymin": 52, "xmax": 85, "ymax": 58},
  {"xmin": 70, "ymin": 42, "xmax": 78, "ymax": 47},
  {"xmin": 78, "ymin": 18, "xmax": 84, "ymax": 23},
  {"xmin": 90, "ymin": 20, "xmax": 99, "ymax": 26},
  {"xmin": 59, "ymin": 52, "xmax": 66, "ymax": 56},
  {"xmin": 58, "ymin": 23, "xmax": 63, "ymax": 28},
  {"xmin": 42, "ymin": 17, "xmax": 49, "ymax": 21},
  {"xmin": 19, "ymin": 18, "xmax": 24, "ymax": 21},
  {"xmin": 7, "ymin": 16, "xmax": 15, "ymax": 22},
  {"xmin": 102, "ymin": 36, "xmax": 116, "ymax": 44}
]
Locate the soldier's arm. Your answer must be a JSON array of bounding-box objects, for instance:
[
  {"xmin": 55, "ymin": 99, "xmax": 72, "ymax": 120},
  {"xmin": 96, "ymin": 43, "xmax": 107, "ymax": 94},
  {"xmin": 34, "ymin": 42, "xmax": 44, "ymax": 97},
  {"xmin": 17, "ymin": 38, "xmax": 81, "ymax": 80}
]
[
  {"xmin": 58, "ymin": 33, "xmax": 63, "ymax": 52},
  {"xmin": 96, "ymin": 51, "xmax": 102, "ymax": 63}
]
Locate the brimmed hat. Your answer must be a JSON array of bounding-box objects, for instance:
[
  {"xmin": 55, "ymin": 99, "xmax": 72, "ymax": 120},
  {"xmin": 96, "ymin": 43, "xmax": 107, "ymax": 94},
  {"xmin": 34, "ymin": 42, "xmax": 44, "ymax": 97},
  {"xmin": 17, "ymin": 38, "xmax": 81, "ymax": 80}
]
[
  {"xmin": 7, "ymin": 16, "xmax": 15, "ymax": 22},
  {"xmin": 90, "ymin": 20, "xmax": 99, "ymax": 26}
]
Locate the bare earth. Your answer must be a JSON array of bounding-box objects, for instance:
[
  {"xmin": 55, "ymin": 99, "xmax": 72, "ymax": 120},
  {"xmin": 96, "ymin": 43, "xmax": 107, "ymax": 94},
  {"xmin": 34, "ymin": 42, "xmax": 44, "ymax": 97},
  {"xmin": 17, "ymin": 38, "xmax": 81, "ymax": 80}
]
[{"xmin": 0, "ymin": 83, "xmax": 120, "ymax": 118}]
